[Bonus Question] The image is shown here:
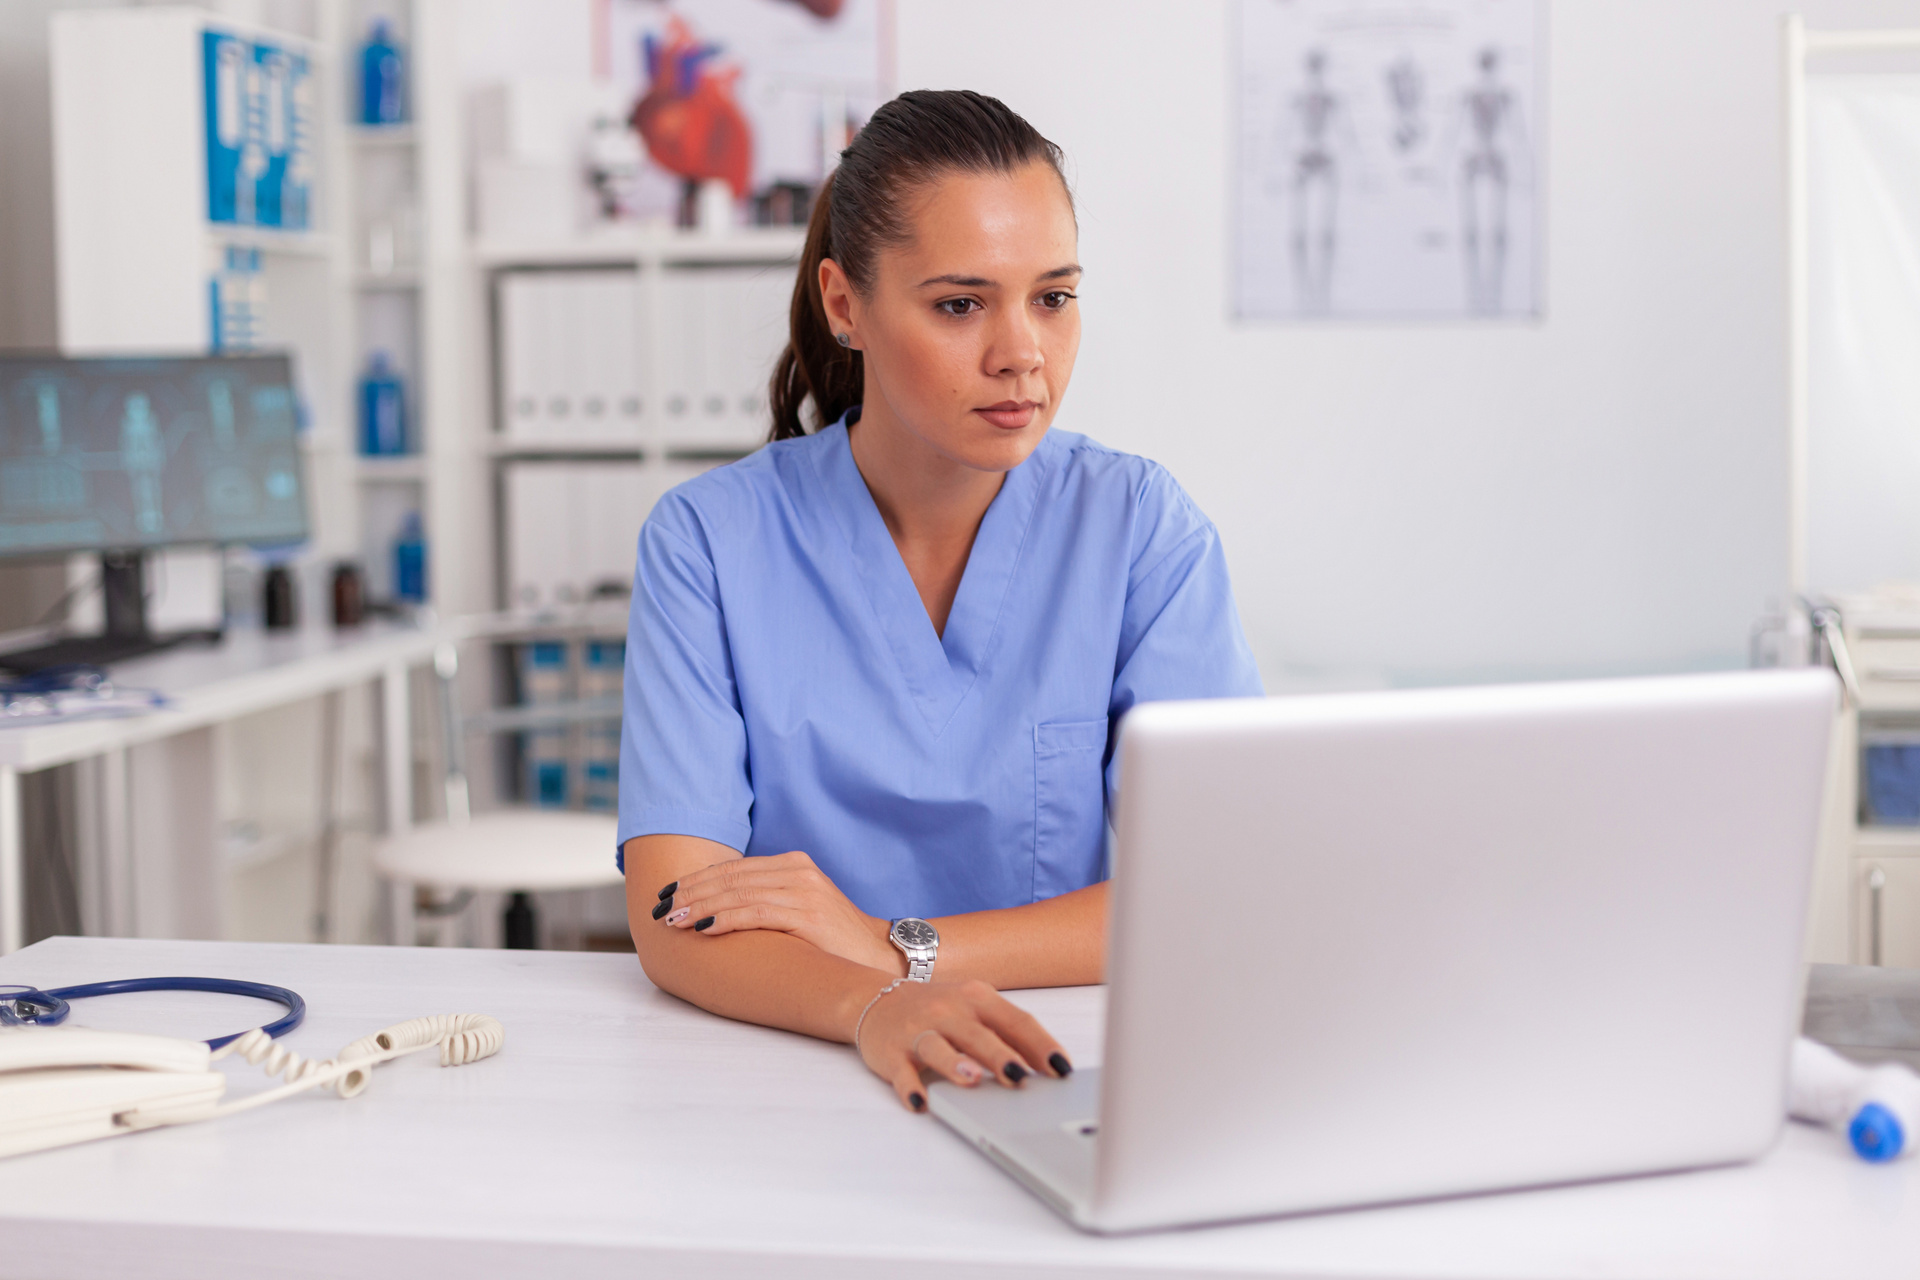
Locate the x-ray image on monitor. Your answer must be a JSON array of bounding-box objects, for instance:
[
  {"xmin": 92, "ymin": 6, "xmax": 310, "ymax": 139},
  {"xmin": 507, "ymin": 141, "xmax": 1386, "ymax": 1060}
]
[{"xmin": 0, "ymin": 353, "xmax": 308, "ymax": 558}]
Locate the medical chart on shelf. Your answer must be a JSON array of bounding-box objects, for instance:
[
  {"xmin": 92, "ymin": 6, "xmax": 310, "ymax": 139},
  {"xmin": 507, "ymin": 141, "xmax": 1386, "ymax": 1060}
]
[
  {"xmin": 1232, "ymin": 0, "xmax": 1543, "ymax": 321},
  {"xmin": 202, "ymin": 29, "xmax": 313, "ymax": 230},
  {"xmin": 600, "ymin": 0, "xmax": 887, "ymax": 219}
]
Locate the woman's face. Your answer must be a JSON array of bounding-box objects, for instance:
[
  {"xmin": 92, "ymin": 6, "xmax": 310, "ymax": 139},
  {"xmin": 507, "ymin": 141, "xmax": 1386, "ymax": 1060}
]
[{"xmin": 823, "ymin": 161, "xmax": 1081, "ymax": 474}]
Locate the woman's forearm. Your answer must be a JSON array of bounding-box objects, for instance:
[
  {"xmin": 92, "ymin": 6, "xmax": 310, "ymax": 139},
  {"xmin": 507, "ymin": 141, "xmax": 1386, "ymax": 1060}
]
[
  {"xmin": 627, "ymin": 833, "xmax": 1108, "ymax": 1004},
  {"xmin": 626, "ymin": 835, "xmax": 1080, "ymax": 1111},
  {"xmin": 625, "ymin": 836, "xmax": 892, "ymax": 1040},
  {"xmin": 928, "ymin": 881, "xmax": 1108, "ymax": 989}
]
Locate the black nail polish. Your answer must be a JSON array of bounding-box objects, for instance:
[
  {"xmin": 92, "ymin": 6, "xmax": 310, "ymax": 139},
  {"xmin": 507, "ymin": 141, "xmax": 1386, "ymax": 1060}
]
[
  {"xmin": 1003, "ymin": 1061, "xmax": 1027, "ymax": 1084},
  {"xmin": 693, "ymin": 916, "xmax": 715, "ymax": 932},
  {"xmin": 650, "ymin": 898, "xmax": 673, "ymax": 921},
  {"xmin": 657, "ymin": 881, "xmax": 677, "ymax": 901},
  {"xmin": 1048, "ymin": 1052, "xmax": 1072, "ymax": 1078},
  {"xmin": 909, "ymin": 1092, "xmax": 925, "ymax": 1112}
]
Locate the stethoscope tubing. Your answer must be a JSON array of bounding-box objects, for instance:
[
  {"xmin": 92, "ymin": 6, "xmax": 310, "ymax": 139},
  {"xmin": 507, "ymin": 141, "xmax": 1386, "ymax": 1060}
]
[{"xmin": 0, "ymin": 977, "xmax": 305, "ymax": 1048}]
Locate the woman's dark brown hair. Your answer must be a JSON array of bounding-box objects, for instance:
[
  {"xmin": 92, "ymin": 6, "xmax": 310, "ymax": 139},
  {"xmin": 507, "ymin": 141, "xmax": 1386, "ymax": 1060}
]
[{"xmin": 766, "ymin": 89, "xmax": 1070, "ymax": 441}]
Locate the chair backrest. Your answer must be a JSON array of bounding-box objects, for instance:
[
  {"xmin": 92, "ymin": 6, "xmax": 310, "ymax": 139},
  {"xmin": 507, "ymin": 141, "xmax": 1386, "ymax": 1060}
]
[{"xmin": 432, "ymin": 641, "xmax": 471, "ymax": 826}]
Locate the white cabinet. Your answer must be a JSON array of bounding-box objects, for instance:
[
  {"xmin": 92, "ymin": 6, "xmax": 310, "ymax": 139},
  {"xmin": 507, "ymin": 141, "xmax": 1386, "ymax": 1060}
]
[
  {"xmin": 1835, "ymin": 603, "xmax": 1920, "ymax": 970},
  {"xmin": 1854, "ymin": 847, "xmax": 1920, "ymax": 969}
]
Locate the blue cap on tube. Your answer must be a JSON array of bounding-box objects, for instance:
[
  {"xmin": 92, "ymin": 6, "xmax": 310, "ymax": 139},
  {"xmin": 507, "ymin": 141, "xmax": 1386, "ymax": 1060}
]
[{"xmin": 1849, "ymin": 1103, "xmax": 1905, "ymax": 1163}]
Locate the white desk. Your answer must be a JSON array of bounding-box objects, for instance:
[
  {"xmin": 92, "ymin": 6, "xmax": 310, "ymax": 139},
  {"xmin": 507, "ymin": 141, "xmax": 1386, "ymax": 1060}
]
[
  {"xmin": 0, "ymin": 623, "xmax": 440, "ymax": 953},
  {"xmin": 0, "ymin": 936, "xmax": 1912, "ymax": 1280}
]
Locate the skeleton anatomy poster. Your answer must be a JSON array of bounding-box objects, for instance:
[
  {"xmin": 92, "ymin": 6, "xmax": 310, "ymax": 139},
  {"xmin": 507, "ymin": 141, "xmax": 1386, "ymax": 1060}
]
[{"xmin": 1233, "ymin": 0, "xmax": 1543, "ymax": 320}]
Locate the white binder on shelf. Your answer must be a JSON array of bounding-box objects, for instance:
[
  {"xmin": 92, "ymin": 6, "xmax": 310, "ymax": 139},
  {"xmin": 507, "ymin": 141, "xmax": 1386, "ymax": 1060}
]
[
  {"xmin": 703, "ymin": 270, "xmax": 747, "ymax": 446},
  {"xmin": 498, "ymin": 269, "xmax": 643, "ymax": 446},
  {"xmin": 498, "ymin": 272, "xmax": 550, "ymax": 442},
  {"xmin": 736, "ymin": 264, "xmax": 793, "ymax": 442},
  {"xmin": 565, "ymin": 272, "xmax": 631, "ymax": 445},
  {"xmin": 656, "ymin": 269, "xmax": 706, "ymax": 450},
  {"xmin": 576, "ymin": 463, "xmax": 647, "ymax": 597},
  {"xmin": 501, "ymin": 460, "xmax": 572, "ymax": 608},
  {"xmin": 654, "ymin": 264, "xmax": 793, "ymax": 452},
  {"xmin": 503, "ymin": 458, "xmax": 700, "ymax": 611}
]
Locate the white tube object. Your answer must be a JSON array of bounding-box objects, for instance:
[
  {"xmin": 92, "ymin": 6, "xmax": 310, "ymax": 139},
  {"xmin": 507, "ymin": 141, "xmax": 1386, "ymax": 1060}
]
[{"xmin": 1788, "ymin": 1037, "xmax": 1920, "ymax": 1162}]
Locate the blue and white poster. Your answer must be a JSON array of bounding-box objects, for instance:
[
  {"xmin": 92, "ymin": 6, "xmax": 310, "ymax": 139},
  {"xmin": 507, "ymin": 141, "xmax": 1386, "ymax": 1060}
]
[{"xmin": 202, "ymin": 29, "xmax": 314, "ymax": 230}]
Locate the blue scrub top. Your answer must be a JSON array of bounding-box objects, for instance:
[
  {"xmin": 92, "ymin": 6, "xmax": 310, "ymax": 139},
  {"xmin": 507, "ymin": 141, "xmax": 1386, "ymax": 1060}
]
[{"xmin": 616, "ymin": 413, "xmax": 1262, "ymax": 920}]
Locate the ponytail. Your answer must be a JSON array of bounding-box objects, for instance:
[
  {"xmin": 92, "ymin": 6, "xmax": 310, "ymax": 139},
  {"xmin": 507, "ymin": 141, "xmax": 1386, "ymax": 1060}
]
[
  {"xmin": 768, "ymin": 169, "xmax": 861, "ymax": 441},
  {"xmin": 764, "ymin": 90, "xmax": 1069, "ymax": 442}
]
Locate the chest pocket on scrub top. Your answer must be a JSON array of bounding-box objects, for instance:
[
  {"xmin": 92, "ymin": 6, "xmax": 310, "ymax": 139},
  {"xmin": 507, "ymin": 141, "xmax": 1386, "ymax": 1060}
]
[{"xmin": 1033, "ymin": 719, "xmax": 1111, "ymax": 901}]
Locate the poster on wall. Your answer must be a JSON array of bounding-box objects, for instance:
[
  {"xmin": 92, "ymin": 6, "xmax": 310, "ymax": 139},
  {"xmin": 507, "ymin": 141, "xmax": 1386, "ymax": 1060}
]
[
  {"xmin": 1232, "ymin": 0, "xmax": 1543, "ymax": 321},
  {"xmin": 598, "ymin": 0, "xmax": 888, "ymax": 226}
]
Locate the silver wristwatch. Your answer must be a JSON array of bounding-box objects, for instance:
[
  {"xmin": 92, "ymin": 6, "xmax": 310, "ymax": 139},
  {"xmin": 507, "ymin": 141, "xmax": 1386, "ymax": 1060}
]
[{"xmin": 889, "ymin": 917, "xmax": 939, "ymax": 982}]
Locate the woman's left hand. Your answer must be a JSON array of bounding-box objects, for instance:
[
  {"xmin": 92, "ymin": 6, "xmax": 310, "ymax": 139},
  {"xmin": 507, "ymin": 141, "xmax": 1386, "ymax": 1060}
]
[{"xmin": 652, "ymin": 851, "xmax": 902, "ymax": 974}]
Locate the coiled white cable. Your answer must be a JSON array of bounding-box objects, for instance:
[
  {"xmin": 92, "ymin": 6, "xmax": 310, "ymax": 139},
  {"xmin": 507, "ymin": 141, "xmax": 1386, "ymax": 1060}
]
[
  {"xmin": 184, "ymin": 1013, "xmax": 505, "ymax": 1121},
  {"xmin": 337, "ymin": 1013, "xmax": 503, "ymax": 1069},
  {"xmin": 216, "ymin": 1028, "xmax": 364, "ymax": 1095}
]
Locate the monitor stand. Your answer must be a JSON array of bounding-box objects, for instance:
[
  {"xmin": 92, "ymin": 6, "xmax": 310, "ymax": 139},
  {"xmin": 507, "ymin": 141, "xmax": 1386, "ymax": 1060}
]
[{"xmin": 0, "ymin": 551, "xmax": 220, "ymax": 676}]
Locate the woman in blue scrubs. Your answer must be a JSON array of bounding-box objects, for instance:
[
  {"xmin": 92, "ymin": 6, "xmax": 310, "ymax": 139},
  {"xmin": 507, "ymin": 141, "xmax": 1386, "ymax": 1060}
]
[{"xmin": 622, "ymin": 90, "xmax": 1261, "ymax": 1111}]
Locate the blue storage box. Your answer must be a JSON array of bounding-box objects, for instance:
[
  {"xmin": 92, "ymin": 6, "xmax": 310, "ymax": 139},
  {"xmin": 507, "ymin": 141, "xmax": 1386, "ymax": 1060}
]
[{"xmin": 1864, "ymin": 742, "xmax": 1920, "ymax": 825}]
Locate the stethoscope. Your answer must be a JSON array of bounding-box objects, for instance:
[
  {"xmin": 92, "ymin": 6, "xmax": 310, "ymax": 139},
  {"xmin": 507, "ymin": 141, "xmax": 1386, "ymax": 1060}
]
[{"xmin": 0, "ymin": 977, "xmax": 305, "ymax": 1049}]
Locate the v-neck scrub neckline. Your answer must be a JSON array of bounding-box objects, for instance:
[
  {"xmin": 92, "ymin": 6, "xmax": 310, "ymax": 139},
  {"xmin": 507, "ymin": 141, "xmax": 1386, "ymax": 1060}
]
[
  {"xmin": 617, "ymin": 413, "xmax": 1262, "ymax": 920},
  {"xmin": 813, "ymin": 419, "xmax": 1047, "ymax": 737}
]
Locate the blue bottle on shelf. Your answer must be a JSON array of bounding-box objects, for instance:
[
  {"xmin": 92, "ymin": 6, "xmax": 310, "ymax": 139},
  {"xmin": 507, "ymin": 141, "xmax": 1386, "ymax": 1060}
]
[
  {"xmin": 359, "ymin": 19, "xmax": 406, "ymax": 126},
  {"xmin": 358, "ymin": 352, "xmax": 407, "ymax": 456},
  {"xmin": 393, "ymin": 512, "xmax": 427, "ymax": 603}
]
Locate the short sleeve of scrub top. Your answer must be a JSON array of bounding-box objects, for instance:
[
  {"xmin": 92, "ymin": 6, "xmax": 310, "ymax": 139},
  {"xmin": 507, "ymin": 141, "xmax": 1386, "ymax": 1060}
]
[{"xmin": 617, "ymin": 417, "xmax": 1263, "ymax": 921}]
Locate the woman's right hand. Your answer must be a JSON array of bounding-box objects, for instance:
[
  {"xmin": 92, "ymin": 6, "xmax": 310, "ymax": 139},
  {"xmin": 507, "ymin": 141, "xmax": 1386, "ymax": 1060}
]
[{"xmin": 855, "ymin": 978, "xmax": 1074, "ymax": 1112}]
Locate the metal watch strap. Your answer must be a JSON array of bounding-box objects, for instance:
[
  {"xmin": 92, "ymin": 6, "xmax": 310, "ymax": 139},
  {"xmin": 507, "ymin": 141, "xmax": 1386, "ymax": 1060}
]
[{"xmin": 891, "ymin": 918, "xmax": 937, "ymax": 983}]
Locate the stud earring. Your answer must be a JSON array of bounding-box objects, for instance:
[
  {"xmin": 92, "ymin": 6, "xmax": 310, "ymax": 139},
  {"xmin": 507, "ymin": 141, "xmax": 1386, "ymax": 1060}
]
[{"xmin": 835, "ymin": 332, "xmax": 851, "ymax": 348}]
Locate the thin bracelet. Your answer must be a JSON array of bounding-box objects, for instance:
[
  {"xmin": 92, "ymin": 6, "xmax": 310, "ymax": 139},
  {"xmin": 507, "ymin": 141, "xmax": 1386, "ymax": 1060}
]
[{"xmin": 852, "ymin": 977, "xmax": 911, "ymax": 1054}]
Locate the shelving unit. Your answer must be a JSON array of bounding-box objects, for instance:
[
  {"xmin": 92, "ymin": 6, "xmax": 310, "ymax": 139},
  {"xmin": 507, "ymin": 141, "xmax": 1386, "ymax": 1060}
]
[
  {"xmin": 43, "ymin": 5, "xmax": 343, "ymax": 943},
  {"xmin": 481, "ymin": 226, "xmax": 803, "ymax": 616},
  {"xmin": 207, "ymin": 227, "xmax": 336, "ymax": 257},
  {"xmin": 472, "ymin": 227, "xmax": 810, "ymax": 269},
  {"xmin": 354, "ymin": 455, "xmax": 429, "ymax": 481},
  {"xmin": 1828, "ymin": 601, "xmax": 1920, "ymax": 968},
  {"xmin": 41, "ymin": 1, "xmax": 480, "ymax": 945},
  {"xmin": 40, "ymin": 0, "xmax": 806, "ymax": 941},
  {"xmin": 339, "ymin": 6, "xmax": 420, "ymax": 609}
]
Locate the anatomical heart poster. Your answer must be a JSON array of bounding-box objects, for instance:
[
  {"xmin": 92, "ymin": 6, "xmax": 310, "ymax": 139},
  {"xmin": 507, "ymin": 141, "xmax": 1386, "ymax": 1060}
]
[
  {"xmin": 1233, "ymin": 0, "xmax": 1544, "ymax": 320},
  {"xmin": 605, "ymin": 0, "xmax": 887, "ymax": 221}
]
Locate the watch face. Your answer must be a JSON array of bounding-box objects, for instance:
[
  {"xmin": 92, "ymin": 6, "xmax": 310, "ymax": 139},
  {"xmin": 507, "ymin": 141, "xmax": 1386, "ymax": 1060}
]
[{"xmin": 893, "ymin": 918, "xmax": 938, "ymax": 949}]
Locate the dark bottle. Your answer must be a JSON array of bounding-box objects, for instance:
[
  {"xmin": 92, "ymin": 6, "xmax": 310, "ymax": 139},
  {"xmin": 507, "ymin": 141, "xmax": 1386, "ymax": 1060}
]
[
  {"xmin": 503, "ymin": 892, "xmax": 538, "ymax": 950},
  {"xmin": 263, "ymin": 564, "xmax": 298, "ymax": 631},
  {"xmin": 331, "ymin": 563, "xmax": 365, "ymax": 628}
]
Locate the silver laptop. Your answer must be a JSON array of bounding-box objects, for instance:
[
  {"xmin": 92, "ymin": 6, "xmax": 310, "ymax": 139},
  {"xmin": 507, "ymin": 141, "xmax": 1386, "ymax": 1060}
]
[{"xmin": 929, "ymin": 669, "xmax": 1838, "ymax": 1233}]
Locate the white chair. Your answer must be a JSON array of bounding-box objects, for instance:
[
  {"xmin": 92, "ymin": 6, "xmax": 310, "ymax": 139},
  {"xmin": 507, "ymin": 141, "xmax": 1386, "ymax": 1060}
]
[{"xmin": 374, "ymin": 641, "xmax": 624, "ymax": 947}]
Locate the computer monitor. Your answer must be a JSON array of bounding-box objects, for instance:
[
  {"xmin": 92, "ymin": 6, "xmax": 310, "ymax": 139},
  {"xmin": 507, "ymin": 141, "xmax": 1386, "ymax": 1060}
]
[{"xmin": 0, "ymin": 353, "xmax": 309, "ymax": 671}]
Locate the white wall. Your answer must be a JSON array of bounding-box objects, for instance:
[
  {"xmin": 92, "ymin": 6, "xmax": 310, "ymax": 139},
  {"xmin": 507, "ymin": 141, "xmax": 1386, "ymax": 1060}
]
[{"xmin": 898, "ymin": 0, "xmax": 1920, "ymax": 687}]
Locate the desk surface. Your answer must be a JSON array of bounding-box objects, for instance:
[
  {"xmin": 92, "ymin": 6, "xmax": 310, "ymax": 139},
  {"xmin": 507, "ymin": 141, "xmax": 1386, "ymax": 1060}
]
[
  {"xmin": 0, "ymin": 936, "xmax": 1914, "ymax": 1280},
  {"xmin": 0, "ymin": 622, "xmax": 438, "ymax": 771}
]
